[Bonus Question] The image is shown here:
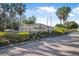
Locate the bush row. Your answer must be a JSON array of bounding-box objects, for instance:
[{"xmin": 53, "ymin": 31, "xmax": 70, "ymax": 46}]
[
  {"xmin": 0, "ymin": 32, "xmax": 49, "ymax": 46},
  {"xmin": 0, "ymin": 32, "xmax": 29, "ymax": 46},
  {"xmin": 52, "ymin": 21, "xmax": 78, "ymax": 35},
  {"xmin": 52, "ymin": 25, "xmax": 68, "ymax": 35}
]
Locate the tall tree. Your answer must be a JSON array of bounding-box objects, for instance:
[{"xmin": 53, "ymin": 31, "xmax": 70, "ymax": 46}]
[
  {"xmin": 15, "ymin": 3, "xmax": 26, "ymax": 30},
  {"xmin": 22, "ymin": 16, "xmax": 36, "ymax": 33},
  {"xmin": 7, "ymin": 3, "xmax": 16, "ymax": 29},
  {"xmin": 0, "ymin": 3, "xmax": 9, "ymax": 31},
  {"xmin": 56, "ymin": 6, "xmax": 71, "ymax": 24},
  {"xmin": 22, "ymin": 15, "xmax": 36, "ymax": 24}
]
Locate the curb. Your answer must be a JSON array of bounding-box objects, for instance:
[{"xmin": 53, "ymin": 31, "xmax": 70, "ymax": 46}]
[{"xmin": 0, "ymin": 40, "xmax": 39, "ymax": 50}]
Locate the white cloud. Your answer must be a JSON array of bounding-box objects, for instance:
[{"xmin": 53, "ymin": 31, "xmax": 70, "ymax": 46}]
[
  {"xmin": 75, "ymin": 20, "xmax": 79, "ymax": 24},
  {"xmin": 36, "ymin": 17, "xmax": 57, "ymax": 26},
  {"xmin": 72, "ymin": 7, "xmax": 79, "ymax": 14},
  {"xmin": 36, "ymin": 6, "xmax": 56, "ymax": 13},
  {"xmin": 36, "ymin": 17, "xmax": 47, "ymax": 25},
  {"xmin": 68, "ymin": 13, "xmax": 75, "ymax": 16}
]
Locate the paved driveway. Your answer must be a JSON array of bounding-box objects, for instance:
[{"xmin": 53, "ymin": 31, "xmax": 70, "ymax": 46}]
[{"xmin": 0, "ymin": 32, "xmax": 79, "ymax": 56}]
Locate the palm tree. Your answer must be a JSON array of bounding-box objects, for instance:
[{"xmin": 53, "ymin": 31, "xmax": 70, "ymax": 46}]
[
  {"xmin": 0, "ymin": 3, "xmax": 9, "ymax": 30},
  {"xmin": 56, "ymin": 6, "xmax": 71, "ymax": 24},
  {"xmin": 15, "ymin": 3, "xmax": 26, "ymax": 30},
  {"xmin": 8, "ymin": 3, "xmax": 16, "ymax": 29}
]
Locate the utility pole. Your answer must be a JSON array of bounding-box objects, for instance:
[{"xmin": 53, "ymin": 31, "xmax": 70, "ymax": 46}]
[
  {"xmin": 50, "ymin": 16, "xmax": 52, "ymax": 27},
  {"xmin": 50, "ymin": 16, "xmax": 52, "ymax": 33},
  {"xmin": 47, "ymin": 17, "xmax": 49, "ymax": 33},
  {"xmin": 47, "ymin": 17, "xmax": 48, "ymax": 27}
]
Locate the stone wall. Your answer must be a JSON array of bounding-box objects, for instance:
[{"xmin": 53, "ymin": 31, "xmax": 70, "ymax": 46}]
[{"xmin": 19, "ymin": 24, "xmax": 52, "ymax": 32}]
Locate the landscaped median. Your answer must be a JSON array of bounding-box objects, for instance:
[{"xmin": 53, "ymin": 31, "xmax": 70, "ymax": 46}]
[
  {"xmin": 0, "ymin": 31, "xmax": 50, "ymax": 47},
  {"xmin": 52, "ymin": 21, "xmax": 79, "ymax": 36},
  {"xmin": 0, "ymin": 32, "xmax": 30, "ymax": 46},
  {"xmin": 52, "ymin": 24, "xmax": 69, "ymax": 36}
]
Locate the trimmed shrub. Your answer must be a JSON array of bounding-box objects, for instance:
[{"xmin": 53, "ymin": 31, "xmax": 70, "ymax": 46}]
[
  {"xmin": 55, "ymin": 24, "xmax": 65, "ymax": 28},
  {"xmin": 17, "ymin": 32, "xmax": 30, "ymax": 40},
  {"xmin": 0, "ymin": 31, "xmax": 50, "ymax": 46},
  {"xmin": 64, "ymin": 21, "xmax": 78, "ymax": 29},
  {"xmin": 0, "ymin": 32, "xmax": 7, "ymax": 38},
  {"xmin": 29, "ymin": 33, "xmax": 40, "ymax": 40},
  {"xmin": 39, "ymin": 32, "xmax": 49, "ymax": 37},
  {"xmin": 0, "ymin": 39, "xmax": 10, "ymax": 46},
  {"xmin": 0, "ymin": 32, "xmax": 30, "ymax": 44},
  {"xmin": 52, "ymin": 24, "xmax": 68, "ymax": 35}
]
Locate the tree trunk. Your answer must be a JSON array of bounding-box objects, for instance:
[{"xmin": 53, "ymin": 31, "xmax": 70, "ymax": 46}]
[
  {"xmin": 3, "ymin": 11, "xmax": 6, "ymax": 31},
  {"xmin": 4, "ymin": 18, "xmax": 6, "ymax": 31},
  {"xmin": 11, "ymin": 17, "xmax": 14, "ymax": 30},
  {"xmin": 10, "ymin": 10, "xmax": 14, "ymax": 30},
  {"xmin": 60, "ymin": 19, "xmax": 63, "ymax": 24},
  {"xmin": 19, "ymin": 15, "xmax": 21, "ymax": 31},
  {"xmin": 20, "ymin": 16, "xmax": 21, "ymax": 24},
  {"xmin": 62, "ymin": 17, "xmax": 67, "ymax": 24},
  {"xmin": 63, "ymin": 19, "xmax": 67, "ymax": 24}
]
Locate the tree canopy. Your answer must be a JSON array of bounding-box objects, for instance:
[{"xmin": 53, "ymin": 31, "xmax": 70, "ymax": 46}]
[{"xmin": 56, "ymin": 6, "xmax": 71, "ymax": 24}]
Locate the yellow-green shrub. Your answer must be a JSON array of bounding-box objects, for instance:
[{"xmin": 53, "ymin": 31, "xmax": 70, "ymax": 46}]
[
  {"xmin": 17, "ymin": 32, "xmax": 30, "ymax": 38},
  {"xmin": 0, "ymin": 39, "xmax": 10, "ymax": 46},
  {"xmin": 52, "ymin": 26, "xmax": 68, "ymax": 35},
  {"xmin": 0, "ymin": 32, "xmax": 7, "ymax": 38},
  {"xmin": 54, "ymin": 27, "xmax": 68, "ymax": 33}
]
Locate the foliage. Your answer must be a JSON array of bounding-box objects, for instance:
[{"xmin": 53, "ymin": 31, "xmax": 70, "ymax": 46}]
[
  {"xmin": 22, "ymin": 15, "xmax": 36, "ymax": 24},
  {"xmin": 52, "ymin": 22, "xmax": 78, "ymax": 35},
  {"xmin": 55, "ymin": 24, "xmax": 65, "ymax": 28},
  {"xmin": 28, "ymin": 16, "xmax": 36, "ymax": 24},
  {"xmin": 15, "ymin": 3, "xmax": 26, "ymax": 16},
  {"xmin": 56, "ymin": 6, "xmax": 71, "ymax": 24},
  {"xmin": 0, "ymin": 32, "xmax": 30, "ymax": 44},
  {"xmin": 6, "ymin": 21, "xmax": 19, "ymax": 30},
  {"xmin": 17, "ymin": 32, "xmax": 30, "ymax": 38},
  {"xmin": 64, "ymin": 21, "xmax": 78, "ymax": 29},
  {"xmin": 0, "ymin": 39, "xmax": 10, "ymax": 46},
  {"xmin": 13, "ymin": 21, "xmax": 19, "ymax": 30},
  {"xmin": 0, "ymin": 32, "xmax": 29, "ymax": 38},
  {"xmin": 52, "ymin": 24, "xmax": 68, "ymax": 35},
  {"xmin": 15, "ymin": 3, "xmax": 26, "ymax": 30},
  {"xmin": 0, "ymin": 32, "xmax": 7, "ymax": 38},
  {"xmin": 0, "ymin": 26, "xmax": 5, "ymax": 32},
  {"xmin": 0, "ymin": 3, "xmax": 26, "ymax": 31},
  {"xmin": 39, "ymin": 32, "xmax": 49, "ymax": 37}
]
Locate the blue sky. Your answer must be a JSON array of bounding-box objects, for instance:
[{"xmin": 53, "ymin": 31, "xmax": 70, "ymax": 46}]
[{"xmin": 24, "ymin": 3, "xmax": 79, "ymax": 26}]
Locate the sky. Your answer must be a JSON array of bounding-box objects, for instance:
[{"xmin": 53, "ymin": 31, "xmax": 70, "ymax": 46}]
[{"xmin": 24, "ymin": 3, "xmax": 79, "ymax": 26}]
